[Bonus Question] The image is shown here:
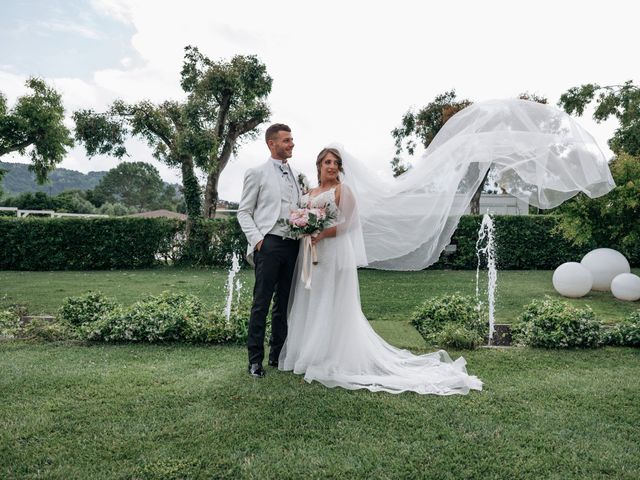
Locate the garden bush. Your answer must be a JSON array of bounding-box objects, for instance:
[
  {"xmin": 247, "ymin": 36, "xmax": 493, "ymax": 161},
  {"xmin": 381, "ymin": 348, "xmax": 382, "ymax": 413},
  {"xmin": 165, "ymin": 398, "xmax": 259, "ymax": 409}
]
[
  {"xmin": 81, "ymin": 292, "xmax": 203, "ymax": 342},
  {"xmin": 411, "ymin": 294, "xmax": 487, "ymax": 348},
  {"xmin": 58, "ymin": 292, "xmax": 117, "ymax": 327},
  {"xmin": 185, "ymin": 300, "xmax": 252, "ymax": 345},
  {"xmin": 512, "ymin": 297, "xmax": 602, "ymax": 348},
  {"xmin": 0, "ymin": 309, "xmax": 20, "ymax": 338},
  {"xmin": 604, "ymin": 310, "xmax": 640, "ymax": 347}
]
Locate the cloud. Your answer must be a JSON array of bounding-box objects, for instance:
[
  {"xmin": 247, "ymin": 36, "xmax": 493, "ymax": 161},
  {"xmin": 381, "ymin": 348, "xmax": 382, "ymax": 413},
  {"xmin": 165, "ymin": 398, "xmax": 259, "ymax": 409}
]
[{"xmin": 35, "ymin": 20, "xmax": 101, "ymax": 39}]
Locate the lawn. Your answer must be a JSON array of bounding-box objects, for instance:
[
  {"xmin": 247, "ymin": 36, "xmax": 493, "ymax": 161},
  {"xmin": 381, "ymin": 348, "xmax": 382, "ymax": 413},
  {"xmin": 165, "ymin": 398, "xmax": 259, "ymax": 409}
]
[
  {"xmin": 1, "ymin": 267, "xmax": 639, "ymax": 478},
  {"xmin": 1, "ymin": 343, "xmax": 638, "ymax": 479}
]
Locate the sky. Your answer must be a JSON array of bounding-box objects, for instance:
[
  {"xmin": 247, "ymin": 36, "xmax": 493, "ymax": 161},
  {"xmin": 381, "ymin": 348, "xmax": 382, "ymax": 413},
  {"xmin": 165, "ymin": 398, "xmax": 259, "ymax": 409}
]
[{"xmin": 1, "ymin": 0, "xmax": 638, "ymax": 201}]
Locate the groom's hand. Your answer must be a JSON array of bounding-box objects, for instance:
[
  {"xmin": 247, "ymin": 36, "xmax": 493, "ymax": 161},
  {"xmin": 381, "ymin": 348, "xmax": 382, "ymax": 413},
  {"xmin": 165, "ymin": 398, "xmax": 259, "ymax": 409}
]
[{"xmin": 255, "ymin": 240, "xmax": 264, "ymax": 252}]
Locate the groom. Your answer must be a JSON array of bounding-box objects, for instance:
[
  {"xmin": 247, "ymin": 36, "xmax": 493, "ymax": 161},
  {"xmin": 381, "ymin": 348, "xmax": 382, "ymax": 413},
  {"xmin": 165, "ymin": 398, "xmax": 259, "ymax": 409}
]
[{"xmin": 237, "ymin": 123, "xmax": 302, "ymax": 378}]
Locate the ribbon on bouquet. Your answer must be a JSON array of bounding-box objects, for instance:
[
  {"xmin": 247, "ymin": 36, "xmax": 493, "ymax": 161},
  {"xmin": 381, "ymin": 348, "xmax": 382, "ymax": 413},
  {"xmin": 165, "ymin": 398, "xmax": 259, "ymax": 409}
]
[{"xmin": 301, "ymin": 235, "xmax": 319, "ymax": 289}]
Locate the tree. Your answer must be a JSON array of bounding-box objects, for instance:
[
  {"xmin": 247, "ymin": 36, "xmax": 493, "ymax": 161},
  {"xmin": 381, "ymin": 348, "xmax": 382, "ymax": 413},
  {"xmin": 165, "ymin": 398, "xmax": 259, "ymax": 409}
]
[
  {"xmin": 558, "ymin": 80, "xmax": 640, "ymax": 155},
  {"xmin": 554, "ymin": 153, "xmax": 640, "ymax": 263},
  {"xmin": 0, "ymin": 78, "xmax": 73, "ymax": 183},
  {"xmin": 74, "ymin": 45, "xmax": 272, "ymax": 222},
  {"xmin": 0, "ymin": 168, "xmax": 5, "ymax": 200},
  {"xmin": 92, "ymin": 161, "xmax": 169, "ymax": 210}
]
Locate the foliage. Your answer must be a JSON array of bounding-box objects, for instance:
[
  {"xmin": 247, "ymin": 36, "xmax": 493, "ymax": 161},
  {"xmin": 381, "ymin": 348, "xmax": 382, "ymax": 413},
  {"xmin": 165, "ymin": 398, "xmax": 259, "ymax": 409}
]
[
  {"xmin": 559, "ymin": 80, "xmax": 640, "ymax": 155},
  {"xmin": 434, "ymin": 323, "xmax": 484, "ymax": 349},
  {"xmin": 552, "ymin": 153, "xmax": 640, "ymax": 265},
  {"xmin": 604, "ymin": 310, "xmax": 640, "ymax": 347},
  {"xmin": 185, "ymin": 300, "xmax": 252, "ymax": 344},
  {"xmin": 91, "ymin": 161, "xmax": 177, "ymax": 210},
  {"xmin": 410, "ymin": 293, "xmax": 487, "ymax": 348},
  {"xmin": 0, "ymin": 217, "xmax": 182, "ymax": 270},
  {"xmin": 82, "ymin": 292, "xmax": 203, "ymax": 343},
  {"xmin": 178, "ymin": 217, "xmax": 248, "ymax": 266},
  {"xmin": 20, "ymin": 318, "xmax": 73, "ymax": 342},
  {"xmin": 391, "ymin": 90, "xmax": 472, "ymax": 177},
  {"xmin": 432, "ymin": 215, "xmax": 597, "ymax": 269},
  {"xmin": 0, "ymin": 167, "xmax": 5, "ymax": 200},
  {"xmin": 512, "ymin": 297, "xmax": 602, "ymax": 348},
  {"xmin": 74, "ymin": 45, "xmax": 273, "ymax": 220},
  {"xmin": 58, "ymin": 292, "xmax": 117, "ymax": 327},
  {"xmin": 0, "ymin": 78, "xmax": 74, "ymax": 183},
  {"xmin": 0, "ymin": 309, "xmax": 20, "ymax": 338}
]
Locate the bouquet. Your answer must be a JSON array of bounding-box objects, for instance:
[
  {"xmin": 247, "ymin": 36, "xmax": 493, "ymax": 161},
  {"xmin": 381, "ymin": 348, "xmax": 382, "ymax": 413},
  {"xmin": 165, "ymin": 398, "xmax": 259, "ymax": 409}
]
[
  {"xmin": 280, "ymin": 205, "xmax": 337, "ymax": 288},
  {"xmin": 280, "ymin": 206, "xmax": 335, "ymax": 239}
]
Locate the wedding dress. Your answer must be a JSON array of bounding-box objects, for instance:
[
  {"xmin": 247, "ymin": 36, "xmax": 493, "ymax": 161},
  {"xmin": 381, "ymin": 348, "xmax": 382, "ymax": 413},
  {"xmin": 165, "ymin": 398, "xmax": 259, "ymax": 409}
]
[
  {"xmin": 278, "ymin": 99, "xmax": 615, "ymax": 394},
  {"xmin": 278, "ymin": 186, "xmax": 483, "ymax": 394}
]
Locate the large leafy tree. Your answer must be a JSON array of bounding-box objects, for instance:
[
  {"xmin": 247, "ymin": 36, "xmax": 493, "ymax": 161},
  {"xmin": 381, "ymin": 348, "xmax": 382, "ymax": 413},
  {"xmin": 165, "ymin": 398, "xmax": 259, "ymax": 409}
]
[
  {"xmin": 91, "ymin": 161, "xmax": 173, "ymax": 211},
  {"xmin": 554, "ymin": 153, "xmax": 640, "ymax": 263},
  {"xmin": 0, "ymin": 78, "xmax": 74, "ymax": 182},
  {"xmin": 74, "ymin": 45, "xmax": 272, "ymax": 223},
  {"xmin": 559, "ymin": 80, "xmax": 640, "ymax": 156}
]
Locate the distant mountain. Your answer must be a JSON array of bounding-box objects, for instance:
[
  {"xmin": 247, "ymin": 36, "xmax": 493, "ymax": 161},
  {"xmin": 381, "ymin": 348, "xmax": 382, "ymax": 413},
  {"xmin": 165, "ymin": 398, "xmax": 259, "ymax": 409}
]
[{"xmin": 0, "ymin": 162, "xmax": 107, "ymax": 196}]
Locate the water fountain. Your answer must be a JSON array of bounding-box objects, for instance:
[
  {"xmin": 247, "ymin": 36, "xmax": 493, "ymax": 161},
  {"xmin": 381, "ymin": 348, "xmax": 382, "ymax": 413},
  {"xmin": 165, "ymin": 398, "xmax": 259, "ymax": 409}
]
[
  {"xmin": 224, "ymin": 252, "xmax": 242, "ymax": 321},
  {"xmin": 475, "ymin": 213, "xmax": 498, "ymax": 345}
]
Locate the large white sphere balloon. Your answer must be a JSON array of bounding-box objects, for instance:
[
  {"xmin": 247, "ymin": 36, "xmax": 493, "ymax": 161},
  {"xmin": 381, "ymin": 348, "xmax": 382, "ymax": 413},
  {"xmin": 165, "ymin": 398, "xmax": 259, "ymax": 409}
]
[
  {"xmin": 611, "ymin": 273, "xmax": 640, "ymax": 301},
  {"xmin": 581, "ymin": 248, "xmax": 630, "ymax": 291},
  {"xmin": 553, "ymin": 262, "xmax": 593, "ymax": 298}
]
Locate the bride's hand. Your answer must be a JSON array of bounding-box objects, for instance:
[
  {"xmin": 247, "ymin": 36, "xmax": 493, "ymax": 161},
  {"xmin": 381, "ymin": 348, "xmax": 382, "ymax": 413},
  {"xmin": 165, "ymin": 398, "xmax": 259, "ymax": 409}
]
[{"xmin": 311, "ymin": 232, "xmax": 323, "ymax": 246}]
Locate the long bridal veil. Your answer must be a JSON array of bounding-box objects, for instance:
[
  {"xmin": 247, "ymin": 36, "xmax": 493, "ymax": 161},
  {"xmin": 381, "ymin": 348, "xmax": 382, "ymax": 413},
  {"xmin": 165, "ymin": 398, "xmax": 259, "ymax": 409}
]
[{"xmin": 336, "ymin": 99, "xmax": 616, "ymax": 270}]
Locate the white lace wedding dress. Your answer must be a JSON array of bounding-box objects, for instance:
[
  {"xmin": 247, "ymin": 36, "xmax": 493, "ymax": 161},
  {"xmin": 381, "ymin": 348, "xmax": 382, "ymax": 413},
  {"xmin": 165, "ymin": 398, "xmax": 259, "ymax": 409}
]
[{"xmin": 278, "ymin": 187, "xmax": 483, "ymax": 395}]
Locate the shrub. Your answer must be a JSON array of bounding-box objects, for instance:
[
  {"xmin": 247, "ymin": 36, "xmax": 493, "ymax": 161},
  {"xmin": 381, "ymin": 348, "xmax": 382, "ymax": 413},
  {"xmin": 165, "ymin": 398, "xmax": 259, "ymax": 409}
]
[
  {"xmin": 186, "ymin": 300, "xmax": 252, "ymax": 345},
  {"xmin": 81, "ymin": 292, "xmax": 203, "ymax": 342},
  {"xmin": 20, "ymin": 318, "xmax": 73, "ymax": 342},
  {"xmin": 435, "ymin": 323, "xmax": 484, "ymax": 349},
  {"xmin": 512, "ymin": 297, "xmax": 602, "ymax": 348},
  {"xmin": 58, "ymin": 292, "xmax": 117, "ymax": 327},
  {"xmin": 0, "ymin": 309, "xmax": 21, "ymax": 338},
  {"xmin": 411, "ymin": 294, "xmax": 487, "ymax": 348},
  {"xmin": 604, "ymin": 310, "xmax": 640, "ymax": 347}
]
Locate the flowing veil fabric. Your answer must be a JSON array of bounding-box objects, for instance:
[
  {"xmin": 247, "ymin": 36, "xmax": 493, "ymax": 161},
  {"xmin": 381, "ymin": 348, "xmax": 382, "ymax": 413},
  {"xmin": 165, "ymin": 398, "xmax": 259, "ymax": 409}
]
[{"xmin": 335, "ymin": 99, "xmax": 615, "ymax": 270}]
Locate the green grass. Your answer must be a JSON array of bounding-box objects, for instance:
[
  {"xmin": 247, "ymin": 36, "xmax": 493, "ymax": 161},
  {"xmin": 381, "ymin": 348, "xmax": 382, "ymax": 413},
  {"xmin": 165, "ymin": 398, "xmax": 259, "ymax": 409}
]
[
  {"xmin": 1, "ymin": 267, "xmax": 638, "ymax": 323},
  {"xmin": 1, "ymin": 342, "xmax": 638, "ymax": 479}
]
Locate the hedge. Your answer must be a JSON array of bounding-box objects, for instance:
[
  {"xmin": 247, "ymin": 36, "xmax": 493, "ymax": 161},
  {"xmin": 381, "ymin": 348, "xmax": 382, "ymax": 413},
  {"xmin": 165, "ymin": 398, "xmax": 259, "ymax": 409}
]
[
  {"xmin": 432, "ymin": 215, "xmax": 598, "ymax": 270},
  {"xmin": 0, "ymin": 214, "xmax": 636, "ymax": 270},
  {"xmin": 0, "ymin": 217, "xmax": 181, "ymax": 270}
]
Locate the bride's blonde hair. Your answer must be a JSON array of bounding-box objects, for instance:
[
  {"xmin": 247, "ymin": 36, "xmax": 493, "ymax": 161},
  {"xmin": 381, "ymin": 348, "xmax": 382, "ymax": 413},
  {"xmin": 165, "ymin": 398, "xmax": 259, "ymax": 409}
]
[{"xmin": 316, "ymin": 147, "xmax": 344, "ymax": 185}]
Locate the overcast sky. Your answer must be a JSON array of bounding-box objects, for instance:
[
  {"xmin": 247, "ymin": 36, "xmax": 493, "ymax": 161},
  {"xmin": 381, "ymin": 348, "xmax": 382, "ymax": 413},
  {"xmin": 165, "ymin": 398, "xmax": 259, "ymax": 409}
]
[{"xmin": 1, "ymin": 0, "xmax": 638, "ymax": 201}]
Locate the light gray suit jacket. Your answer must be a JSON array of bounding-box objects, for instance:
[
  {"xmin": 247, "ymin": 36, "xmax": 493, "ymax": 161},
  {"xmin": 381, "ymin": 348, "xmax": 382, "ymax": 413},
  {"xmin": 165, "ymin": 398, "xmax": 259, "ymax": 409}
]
[{"xmin": 237, "ymin": 160, "xmax": 302, "ymax": 266}]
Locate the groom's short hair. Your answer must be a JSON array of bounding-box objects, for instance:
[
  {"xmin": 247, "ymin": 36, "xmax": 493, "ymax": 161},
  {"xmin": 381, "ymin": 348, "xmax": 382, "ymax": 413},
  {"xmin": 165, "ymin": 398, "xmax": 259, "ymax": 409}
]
[{"xmin": 265, "ymin": 123, "xmax": 291, "ymax": 143}]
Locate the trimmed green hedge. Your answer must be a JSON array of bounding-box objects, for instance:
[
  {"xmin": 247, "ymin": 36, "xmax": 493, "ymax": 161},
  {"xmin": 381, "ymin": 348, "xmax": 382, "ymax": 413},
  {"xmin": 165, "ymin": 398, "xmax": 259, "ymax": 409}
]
[
  {"xmin": 1, "ymin": 214, "xmax": 635, "ymax": 270},
  {"xmin": 0, "ymin": 217, "xmax": 181, "ymax": 270},
  {"xmin": 432, "ymin": 215, "xmax": 598, "ymax": 269}
]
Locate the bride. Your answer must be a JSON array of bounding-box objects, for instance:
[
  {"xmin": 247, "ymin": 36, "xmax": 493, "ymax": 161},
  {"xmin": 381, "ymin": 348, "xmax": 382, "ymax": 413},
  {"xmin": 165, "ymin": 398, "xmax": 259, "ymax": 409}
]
[
  {"xmin": 278, "ymin": 99, "xmax": 615, "ymax": 395},
  {"xmin": 278, "ymin": 147, "xmax": 483, "ymax": 395}
]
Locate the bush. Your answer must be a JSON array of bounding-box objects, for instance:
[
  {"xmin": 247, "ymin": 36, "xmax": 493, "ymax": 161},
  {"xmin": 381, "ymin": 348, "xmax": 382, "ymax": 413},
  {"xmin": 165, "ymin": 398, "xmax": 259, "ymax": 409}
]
[
  {"xmin": 0, "ymin": 217, "xmax": 182, "ymax": 270},
  {"xmin": 58, "ymin": 292, "xmax": 117, "ymax": 327},
  {"xmin": 0, "ymin": 309, "xmax": 21, "ymax": 338},
  {"xmin": 432, "ymin": 215, "xmax": 596, "ymax": 269},
  {"xmin": 81, "ymin": 292, "xmax": 203, "ymax": 342},
  {"xmin": 434, "ymin": 323, "xmax": 484, "ymax": 349},
  {"xmin": 20, "ymin": 318, "xmax": 73, "ymax": 342},
  {"xmin": 411, "ymin": 294, "xmax": 487, "ymax": 348},
  {"xmin": 604, "ymin": 310, "xmax": 640, "ymax": 347},
  {"xmin": 186, "ymin": 300, "xmax": 252, "ymax": 344},
  {"xmin": 512, "ymin": 297, "xmax": 602, "ymax": 348}
]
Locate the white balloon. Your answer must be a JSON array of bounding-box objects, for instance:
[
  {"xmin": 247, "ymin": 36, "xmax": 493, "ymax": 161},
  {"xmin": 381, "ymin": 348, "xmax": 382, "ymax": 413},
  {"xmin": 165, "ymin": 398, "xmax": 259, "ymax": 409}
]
[
  {"xmin": 581, "ymin": 248, "xmax": 630, "ymax": 291},
  {"xmin": 611, "ymin": 273, "xmax": 640, "ymax": 301},
  {"xmin": 552, "ymin": 262, "xmax": 593, "ymax": 298}
]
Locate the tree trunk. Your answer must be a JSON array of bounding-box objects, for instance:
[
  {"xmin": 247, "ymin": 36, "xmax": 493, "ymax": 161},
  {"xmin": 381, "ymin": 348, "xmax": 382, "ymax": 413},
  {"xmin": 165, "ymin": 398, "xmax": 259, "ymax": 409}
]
[
  {"xmin": 203, "ymin": 166, "xmax": 220, "ymax": 219},
  {"xmin": 469, "ymin": 169, "xmax": 491, "ymax": 215},
  {"xmin": 180, "ymin": 154, "xmax": 202, "ymax": 242}
]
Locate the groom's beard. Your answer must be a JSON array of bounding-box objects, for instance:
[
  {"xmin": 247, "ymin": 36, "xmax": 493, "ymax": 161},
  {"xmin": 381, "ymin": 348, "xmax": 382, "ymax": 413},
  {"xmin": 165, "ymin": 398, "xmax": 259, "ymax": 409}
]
[{"xmin": 275, "ymin": 146, "xmax": 293, "ymax": 160}]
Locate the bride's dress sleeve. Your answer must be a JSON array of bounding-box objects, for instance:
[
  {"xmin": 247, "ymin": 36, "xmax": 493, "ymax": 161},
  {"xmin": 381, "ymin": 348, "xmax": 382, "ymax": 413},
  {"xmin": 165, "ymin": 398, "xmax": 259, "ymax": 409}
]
[{"xmin": 336, "ymin": 184, "xmax": 368, "ymax": 267}]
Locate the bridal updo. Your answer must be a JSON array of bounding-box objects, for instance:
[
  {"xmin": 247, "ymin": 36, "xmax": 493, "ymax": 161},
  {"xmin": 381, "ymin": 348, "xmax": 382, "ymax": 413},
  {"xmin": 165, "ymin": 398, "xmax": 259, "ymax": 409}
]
[{"xmin": 316, "ymin": 147, "xmax": 344, "ymax": 185}]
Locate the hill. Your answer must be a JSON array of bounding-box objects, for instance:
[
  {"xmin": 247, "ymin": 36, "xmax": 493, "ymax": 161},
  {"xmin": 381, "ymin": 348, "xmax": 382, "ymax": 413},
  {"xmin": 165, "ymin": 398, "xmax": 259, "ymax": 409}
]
[{"xmin": 0, "ymin": 162, "xmax": 107, "ymax": 196}]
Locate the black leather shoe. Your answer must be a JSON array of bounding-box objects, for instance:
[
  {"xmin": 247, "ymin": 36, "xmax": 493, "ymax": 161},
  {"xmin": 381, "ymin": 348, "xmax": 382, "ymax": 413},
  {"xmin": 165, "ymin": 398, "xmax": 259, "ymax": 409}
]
[
  {"xmin": 248, "ymin": 363, "xmax": 266, "ymax": 378},
  {"xmin": 268, "ymin": 359, "xmax": 278, "ymax": 367}
]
